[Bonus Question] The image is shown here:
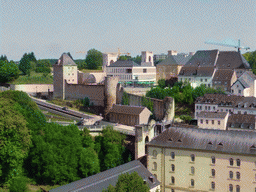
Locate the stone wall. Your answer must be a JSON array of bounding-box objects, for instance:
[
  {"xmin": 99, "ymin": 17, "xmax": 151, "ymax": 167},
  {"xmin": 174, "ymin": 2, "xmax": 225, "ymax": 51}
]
[{"xmin": 10, "ymin": 84, "xmax": 53, "ymax": 95}]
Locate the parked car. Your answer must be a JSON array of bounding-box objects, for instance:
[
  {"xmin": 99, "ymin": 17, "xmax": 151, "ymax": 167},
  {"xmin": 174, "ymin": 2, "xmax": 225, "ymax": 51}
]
[{"xmin": 62, "ymin": 107, "xmax": 68, "ymax": 110}]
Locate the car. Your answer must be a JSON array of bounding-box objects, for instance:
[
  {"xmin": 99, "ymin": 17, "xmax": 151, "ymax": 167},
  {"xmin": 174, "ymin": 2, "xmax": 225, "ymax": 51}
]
[{"xmin": 62, "ymin": 107, "xmax": 68, "ymax": 110}]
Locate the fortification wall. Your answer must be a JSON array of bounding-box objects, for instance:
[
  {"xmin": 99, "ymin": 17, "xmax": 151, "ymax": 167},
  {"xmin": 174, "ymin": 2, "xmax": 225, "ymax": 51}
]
[
  {"xmin": 64, "ymin": 81, "xmax": 105, "ymax": 106},
  {"xmin": 10, "ymin": 84, "xmax": 53, "ymax": 95}
]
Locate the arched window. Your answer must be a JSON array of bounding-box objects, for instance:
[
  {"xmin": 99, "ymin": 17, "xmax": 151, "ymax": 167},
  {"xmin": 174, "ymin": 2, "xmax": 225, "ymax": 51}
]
[
  {"xmin": 171, "ymin": 176, "xmax": 175, "ymax": 184},
  {"xmin": 236, "ymin": 185, "xmax": 240, "ymax": 192},
  {"xmin": 149, "ymin": 56, "xmax": 151, "ymax": 62},
  {"xmin": 171, "ymin": 152, "xmax": 175, "ymax": 159},
  {"xmin": 171, "ymin": 164, "xmax": 175, "ymax": 172},
  {"xmin": 211, "ymin": 182, "xmax": 215, "ymax": 190},
  {"xmin": 153, "ymin": 150, "xmax": 157, "ymax": 158},
  {"xmin": 230, "ymin": 158, "xmax": 234, "ymax": 166},
  {"xmin": 229, "ymin": 171, "xmax": 233, "ymax": 179},
  {"xmin": 153, "ymin": 162, "xmax": 157, "ymax": 171},
  {"xmin": 191, "ymin": 166, "xmax": 195, "ymax": 175},
  {"xmin": 236, "ymin": 159, "xmax": 241, "ymax": 166},
  {"xmin": 236, "ymin": 172, "xmax": 240, "ymax": 180},
  {"xmin": 191, "ymin": 154, "xmax": 195, "ymax": 162},
  {"xmin": 191, "ymin": 179, "xmax": 195, "ymax": 187},
  {"xmin": 211, "ymin": 156, "xmax": 216, "ymax": 164},
  {"xmin": 229, "ymin": 184, "xmax": 233, "ymax": 192},
  {"xmin": 211, "ymin": 169, "xmax": 215, "ymax": 177}
]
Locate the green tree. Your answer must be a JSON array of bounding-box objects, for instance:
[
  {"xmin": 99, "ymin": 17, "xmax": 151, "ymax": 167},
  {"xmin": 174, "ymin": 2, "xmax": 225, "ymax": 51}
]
[
  {"xmin": 158, "ymin": 79, "xmax": 166, "ymax": 89},
  {"xmin": 0, "ymin": 60, "xmax": 19, "ymax": 83},
  {"xmin": 132, "ymin": 55, "xmax": 142, "ymax": 64},
  {"xmin": 85, "ymin": 49, "xmax": 103, "ymax": 69},
  {"xmin": 192, "ymin": 84, "xmax": 206, "ymax": 100},
  {"xmin": 9, "ymin": 177, "xmax": 28, "ymax": 192},
  {"xmin": 0, "ymin": 55, "xmax": 8, "ymax": 62},
  {"xmin": 141, "ymin": 96, "xmax": 154, "ymax": 113},
  {"xmin": 75, "ymin": 60, "xmax": 87, "ymax": 70},
  {"xmin": 121, "ymin": 91, "xmax": 129, "ymax": 105},
  {"xmin": 35, "ymin": 59, "xmax": 51, "ymax": 73},
  {"xmin": 19, "ymin": 53, "xmax": 31, "ymax": 75},
  {"xmin": 103, "ymin": 172, "xmax": 150, "ymax": 192},
  {"xmin": 146, "ymin": 87, "xmax": 167, "ymax": 99}
]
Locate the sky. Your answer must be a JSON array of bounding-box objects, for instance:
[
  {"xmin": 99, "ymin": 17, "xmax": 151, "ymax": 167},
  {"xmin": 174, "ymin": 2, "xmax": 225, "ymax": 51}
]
[{"xmin": 0, "ymin": 0, "xmax": 255, "ymax": 61}]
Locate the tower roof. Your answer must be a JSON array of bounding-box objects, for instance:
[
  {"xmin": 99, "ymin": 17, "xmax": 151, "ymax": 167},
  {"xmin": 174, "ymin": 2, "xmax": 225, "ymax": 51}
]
[{"xmin": 55, "ymin": 53, "xmax": 77, "ymax": 66}]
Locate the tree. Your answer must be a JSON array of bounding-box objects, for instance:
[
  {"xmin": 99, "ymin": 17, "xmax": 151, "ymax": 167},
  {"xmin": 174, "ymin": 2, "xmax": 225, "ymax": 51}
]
[
  {"xmin": 85, "ymin": 49, "xmax": 103, "ymax": 69},
  {"xmin": 103, "ymin": 172, "xmax": 150, "ymax": 192},
  {"xmin": 132, "ymin": 55, "xmax": 142, "ymax": 64},
  {"xmin": 118, "ymin": 55, "xmax": 131, "ymax": 61},
  {"xmin": 75, "ymin": 60, "xmax": 87, "ymax": 70},
  {"xmin": 146, "ymin": 87, "xmax": 167, "ymax": 99},
  {"xmin": 0, "ymin": 55, "xmax": 8, "ymax": 62},
  {"xmin": 0, "ymin": 60, "xmax": 19, "ymax": 83},
  {"xmin": 9, "ymin": 177, "xmax": 28, "ymax": 192},
  {"xmin": 35, "ymin": 59, "xmax": 51, "ymax": 73},
  {"xmin": 158, "ymin": 79, "xmax": 166, "ymax": 89},
  {"xmin": 243, "ymin": 51, "xmax": 256, "ymax": 75},
  {"xmin": 141, "ymin": 96, "xmax": 154, "ymax": 113},
  {"xmin": 19, "ymin": 53, "xmax": 36, "ymax": 75},
  {"xmin": 121, "ymin": 91, "xmax": 129, "ymax": 105}
]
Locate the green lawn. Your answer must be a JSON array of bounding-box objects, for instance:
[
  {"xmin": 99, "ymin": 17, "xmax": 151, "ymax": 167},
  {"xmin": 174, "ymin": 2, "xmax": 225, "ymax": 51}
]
[{"xmin": 8, "ymin": 71, "xmax": 53, "ymax": 84}]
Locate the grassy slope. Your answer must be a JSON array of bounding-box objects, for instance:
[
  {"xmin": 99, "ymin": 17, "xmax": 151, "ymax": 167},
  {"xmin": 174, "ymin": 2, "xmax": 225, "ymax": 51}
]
[{"xmin": 7, "ymin": 71, "xmax": 53, "ymax": 84}]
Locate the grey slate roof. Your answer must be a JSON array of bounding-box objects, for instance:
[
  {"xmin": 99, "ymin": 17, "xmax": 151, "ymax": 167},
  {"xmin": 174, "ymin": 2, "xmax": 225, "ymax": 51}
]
[
  {"xmin": 197, "ymin": 111, "xmax": 228, "ymax": 119},
  {"xmin": 179, "ymin": 66, "xmax": 215, "ymax": 77},
  {"xmin": 109, "ymin": 104, "xmax": 150, "ymax": 115},
  {"xmin": 212, "ymin": 69, "xmax": 235, "ymax": 81},
  {"xmin": 55, "ymin": 53, "xmax": 77, "ymax": 66},
  {"xmin": 227, "ymin": 114, "xmax": 256, "ymax": 130},
  {"xmin": 173, "ymin": 55, "xmax": 193, "ymax": 65},
  {"xmin": 156, "ymin": 55, "xmax": 178, "ymax": 66},
  {"xmin": 49, "ymin": 160, "xmax": 160, "ymax": 192},
  {"xmin": 107, "ymin": 60, "xmax": 140, "ymax": 67},
  {"xmin": 184, "ymin": 50, "xmax": 219, "ymax": 67},
  {"xmin": 147, "ymin": 127, "xmax": 256, "ymax": 155}
]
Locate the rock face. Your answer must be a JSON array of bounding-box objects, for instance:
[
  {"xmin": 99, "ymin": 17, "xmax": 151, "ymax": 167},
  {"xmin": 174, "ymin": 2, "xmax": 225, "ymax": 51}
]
[{"xmin": 163, "ymin": 97, "xmax": 175, "ymax": 123}]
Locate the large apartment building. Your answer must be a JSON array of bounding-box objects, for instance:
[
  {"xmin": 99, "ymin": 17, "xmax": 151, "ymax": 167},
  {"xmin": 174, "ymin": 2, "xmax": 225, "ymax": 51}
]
[{"xmin": 147, "ymin": 127, "xmax": 256, "ymax": 192}]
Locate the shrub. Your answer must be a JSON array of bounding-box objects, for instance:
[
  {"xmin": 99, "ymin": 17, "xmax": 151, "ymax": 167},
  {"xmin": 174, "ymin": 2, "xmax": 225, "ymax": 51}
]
[{"xmin": 9, "ymin": 177, "xmax": 28, "ymax": 192}]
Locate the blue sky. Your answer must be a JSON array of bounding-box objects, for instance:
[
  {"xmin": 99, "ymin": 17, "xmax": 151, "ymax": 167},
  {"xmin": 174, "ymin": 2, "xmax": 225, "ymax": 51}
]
[{"xmin": 1, "ymin": 0, "xmax": 255, "ymax": 61}]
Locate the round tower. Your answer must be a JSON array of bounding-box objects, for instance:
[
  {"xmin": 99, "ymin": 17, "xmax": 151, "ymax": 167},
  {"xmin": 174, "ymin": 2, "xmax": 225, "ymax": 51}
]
[{"xmin": 104, "ymin": 76, "xmax": 119, "ymax": 116}]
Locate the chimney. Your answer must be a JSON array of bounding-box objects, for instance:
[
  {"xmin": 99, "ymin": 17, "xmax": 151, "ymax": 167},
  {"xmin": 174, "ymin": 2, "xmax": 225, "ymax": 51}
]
[
  {"xmin": 149, "ymin": 176, "xmax": 155, "ymax": 183},
  {"xmin": 168, "ymin": 50, "xmax": 178, "ymax": 56}
]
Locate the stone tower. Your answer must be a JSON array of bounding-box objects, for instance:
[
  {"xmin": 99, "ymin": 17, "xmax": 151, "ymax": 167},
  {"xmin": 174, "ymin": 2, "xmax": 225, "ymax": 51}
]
[
  {"xmin": 102, "ymin": 53, "xmax": 118, "ymax": 72},
  {"xmin": 141, "ymin": 51, "xmax": 154, "ymax": 66},
  {"xmin": 104, "ymin": 76, "xmax": 119, "ymax": 116},
  {"xmin": 53, "ymin": 53, "xmax": 78, "ymax": 100},
  {"xmin": 135, "ymin": 119, "xmax": 156, "ymax": 160}
]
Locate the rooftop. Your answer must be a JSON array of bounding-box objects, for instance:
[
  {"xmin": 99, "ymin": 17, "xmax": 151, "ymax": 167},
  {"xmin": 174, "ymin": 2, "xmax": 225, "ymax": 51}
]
[
  {"xmin": 197, "ymin": 111, "xmax": 228, "ymax": 119},
  {"xmin": 109, "ymin": 104, "xmax": 150, "ymax": 115},
  {"xmin": 55, "ymin": 53, "xmax": 77, "ymax": 66},
  {"xmin": 107, "ymin": 60, "xmax": 140, "ymax": 67}
]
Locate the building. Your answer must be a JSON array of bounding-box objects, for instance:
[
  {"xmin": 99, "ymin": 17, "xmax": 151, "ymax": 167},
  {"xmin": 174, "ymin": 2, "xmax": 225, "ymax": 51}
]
[
  {"xmin": 197, "ymin": 111, "xmax": 229, "ymax": 130},
  {"xmin": 227, "ymin": 114, "xmax": 256, "ymax": 131},
  {"xmin": 194, "ymin": 94, "xmax": 256, "ymax": 119},
  {"xmin": 156, "ymin": 51, "xmax": 194, "ymax": 81},
  {"xmin": 231, "ymin": 71, "xmax": 256, "ymax": 97},
  {"xmin": 106, "ymin": 51, "xmax": 156, "ymax": 85},
  {"xmin": 212, "ymin": 69, "xmax": 237, "ymax": 92},
  {"xmin": 102, "ymin": 53, "xmax": 118, "ymax": 72},
  {"xmin": 108, "ymin": 104, "xmax": 152, "ymax": 126},
  {"xmin": 147, "ymin": 127, "xmax": 256, "ymax": 192},
  {"xmin": 178, "ymin": 50, "xmax": 251, "ymax": 89},
  {"xmin": 49, "ymin": 160, "xmax": 161, "ymax": 192}
]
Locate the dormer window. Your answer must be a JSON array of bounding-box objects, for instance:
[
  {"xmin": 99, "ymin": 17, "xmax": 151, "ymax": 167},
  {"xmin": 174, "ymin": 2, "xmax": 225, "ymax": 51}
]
[
  {"xmin": 218, "ymin": 142, "xmax": 223, "ymax": 146},
  {"xmin": 228, "ymin": 64, "xmax": 230, "ymax": 67},
  {"xmin": 177, "ymin": 139, "xmax": 182, "ymax": 142},
  {"xmin": 250, "ymin": 145, "xmax": 256, "ymax": 150}
]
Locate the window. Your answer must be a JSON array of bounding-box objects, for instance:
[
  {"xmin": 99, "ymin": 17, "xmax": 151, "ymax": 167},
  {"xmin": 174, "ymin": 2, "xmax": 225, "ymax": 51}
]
[
  {"xmin": 236, "ymin": 172, "xmax": 240, "ymax": 180},
  {"xmin": 171, "ymin": 164, "xmax": 175, "ymax": 172},
  {"xmin": 196, "ymin": 106, "xmax": 198, "ymax": 109},
  {"xmin": 189, "ymin": 78, "xmax": 191, "ymax": 81},
  {"xmin": 230, "ymin": 158, "xmax": 234, "ymax": 166},
  {"xmin": 236, "ymin": 159, "xmax": 240, "ymax": 166},
  {"xmin": 126, "ymin": 69, "xmax": 132, "ymax": 73},
  {"xmin": 201, "ymin": 79, "xmax": 203, "ymax": 82},
  {"xmin": 236, "ymin": 185, "xmax": 240, "ymax": 192},
  {"xmin": 208, "ymin": 106, "xmax": 211, "ymax": 110},
  {"xmin": 171, "ymin": 176, "xmax": 175, "ymax": 184},
  {"xmin": 213, "ymin": 106, "xmax": 215, "ymax": 110},
  {"xmin": 171, "ymin": 189, "xmax": 175, "ymax": 192},
  {"xmin": 200, "ymin": 119, "xmax": 203, "ymax": 124},
  {"xmin": 191, "ymin": 154, "xmax": 195, "ymax": 162},
  {"xmin": 200, "ymin": 106, "xmax": 202, "ymax": 110},
  {"xmin": 229, "ymin": 171, "xmax": 233, "ymax": 179},
  {"xmin": 143, "ymin": 69, "xmax": 147, "ymax": 73},
  {"xmin": 205, "ymin": 79, "xmax": 207, "ymax": 82},
  {"xmin": 211, "ymin": 156, "xmax": 216, "ymax": 164},
  {"xmin": 205, "ymin": 106, "xmax": 207, "ymax": 110},
  {"xmin": 191, "ymin": 179, "xmax": 195, "ymax": 187},
  {"xmin": 206, "ymin": 120, "xmax": 208, "ymax": 124},
  {"xmin": 171, "ymin": 152, "xmax": 175, "ymax": 159},
  {"xmin": 221, "ymin": 109, "xmax": 223, "ymax": 112},
  {"xmin": 191, "ymin": 166, "xmax": 195, "ymax": 174},
  {"xmin": 72, "ymin": 73, "xmax": 74, "ymax": 76},
  {"xmin": 218, "ymin": 121, "xmax": 220, "ymax": 125},
  {"xmin": 153, "ymin": 150, "xmax": 157, "ymax": 158},
  {"xmin": 229, "ymin": 184, "xmax": 233, "ymax": 192},
  {"xmin": 237, "ymin": 85, "xmax": 239, "ymax": 88},
  {"xmin": 211, "ymin": 182, "xmax": 215, "ymax": 190},
  {"xmin": 238, "ymin": 90, "xmax": 241, "ymax": 94},
  {"xmin": 212, "ymin": 120, "xmax": 214, "ymax": 124},
  {"xmin": 212, "ymin": 169, "xmax": 215, "ymax": 177},
  {"xmin": 231, "ymin": 89, "xmax": 234, "ymax": 93},
  {"xmin": 153, "ymin": 162, "xmax": 157, "ymax": 171}
]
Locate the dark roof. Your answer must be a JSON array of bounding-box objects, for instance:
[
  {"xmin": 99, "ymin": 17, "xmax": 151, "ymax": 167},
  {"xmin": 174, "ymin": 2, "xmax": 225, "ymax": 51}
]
[
  {"xmin": 147, "ymin": 127, "xmax": 256, "ymax": 155},
  {"xmin": 196, "ymin": 66, "xmax": 215, "ymax": 77},
  {"xmin": 107, "ymin": 60, "xmax": 140, "ymax": 67},
  {"xmin": 156, "ymin": 55, "xmax": 178, "ymax": 66},
  {"xmin": 178, "ymin": 66, "xmax": 197, "ymax": 76},
  {"xmin": 179, "ymin": 66, "xmax": 215, "ymax": 77},
  {"xmin": 55, "ymin": 53, "xmax": 77, "ymax": 66},
  {"xmin": 212, "ymin": 69, "xmax": 235, "ymax": 81},
  {"xmin": 49, "ymin": 160, "xmax": 160, "ymax": 192},
  {"xmin": 173, "ymin": 55, "xmax": 193, "ymax": 65},
  {"xmin": 195, "ymin": 94, "xmax": 243, "ymax": 106},
  {"xmin": 228, "ymin": 114, "xmax": 256, "ymax": 124},
  {"xmin": 184, "ymin": 50, "xmax": 219, "ymax": 67},
  {"xmin": 197, "ymin": 111, "xmax": 228, "ymax": 119},
  {"xmin": 216, "ymin": 51, "xmax": 251, "ymax": 69},
  {"xmin": 109, "ymin": 104, "xmax": 150, "ymax": 115}
]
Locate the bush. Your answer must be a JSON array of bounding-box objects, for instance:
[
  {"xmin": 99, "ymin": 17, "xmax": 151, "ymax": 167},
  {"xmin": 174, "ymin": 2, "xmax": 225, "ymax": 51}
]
[
  {"xmin": 9, "ymin": 177, "xmax": 28, "ymax": 192},
  {"xmin": 180, "ymin": 115, "xmax": 192, "ymax": 123}
]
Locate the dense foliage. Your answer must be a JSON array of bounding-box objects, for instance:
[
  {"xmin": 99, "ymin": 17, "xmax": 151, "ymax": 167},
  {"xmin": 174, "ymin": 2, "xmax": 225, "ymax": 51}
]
[
  {"xmin": 0, "ymin": 55, "xmax": 8, "ymax": 62},
  {"xmin": 0, "ymin": 60, "xmax": 19, "ymax": 83},
  {"xmin": 121, "ymin": 91, "xmax": 129, "ymax": 105},
  {"xmin": 19, "ymin": 52, "xmax": 37, "ymax": 75},
  {"xmin": 103, "ymin": 172, "xmax": 150, "ymax": 192},
  {"xmin": 9, "ymin": 177, "xmax": 28, "ymax": 192},
  {"xmin": 35, "ymin": 59, "xmax": 51, "ymax": 74},
  {"xmin": 243, "ymin": 50, "xmax": 256, "ymax": 74},
  {"xmin": 85, "ymin": 49, "xmax": 103, "ymax": 69}
]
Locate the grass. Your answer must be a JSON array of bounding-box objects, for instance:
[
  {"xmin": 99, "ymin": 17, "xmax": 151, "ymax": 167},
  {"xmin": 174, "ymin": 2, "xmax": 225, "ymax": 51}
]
[{"xmin": 8, "ymin": 71, "xmax": 53, "ymax": 84}]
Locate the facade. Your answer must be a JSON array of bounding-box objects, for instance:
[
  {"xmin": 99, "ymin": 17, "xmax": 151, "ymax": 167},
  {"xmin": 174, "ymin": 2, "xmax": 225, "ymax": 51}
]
[
  {"xmin": 227, "ymin": 114, "xmax": 256, "ymax": 130},
  {"xmin": 50, "ymin": 160, "xmax": 161, "ymax": 192},
  {"xmin": 108, "ymin": 104, "xmax": 152, "ymax": 126},
  {"xmin": 178, "ymin": 50, "xmax": 251, "ymax": 89},
  {"xmin": 231, "ymin": 71, "xmax": 256, "ymax": 97},
  {"xmin": 102, "ymin": 53, "xmax": 118, "ymax": 72},
  {"xmin": 197, "ymin": 111, "xmax": 229, "ymax": 130},
  {"xmin": 147, "ymin": 127, "xmax": 256, "ymax": 192},
  {"xmin": 212, "ymin": 69, "xmax": 237, "ymax": 92},
  {"xmin": 106, "ymin": 51, "xmax": 156, "ymax": 84}
]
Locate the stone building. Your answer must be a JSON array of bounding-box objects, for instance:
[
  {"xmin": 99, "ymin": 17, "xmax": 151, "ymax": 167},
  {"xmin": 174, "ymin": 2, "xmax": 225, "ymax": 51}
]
[{"xmin": 212, "ymin": 69, "xmax": 237, "ymax": 92}]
